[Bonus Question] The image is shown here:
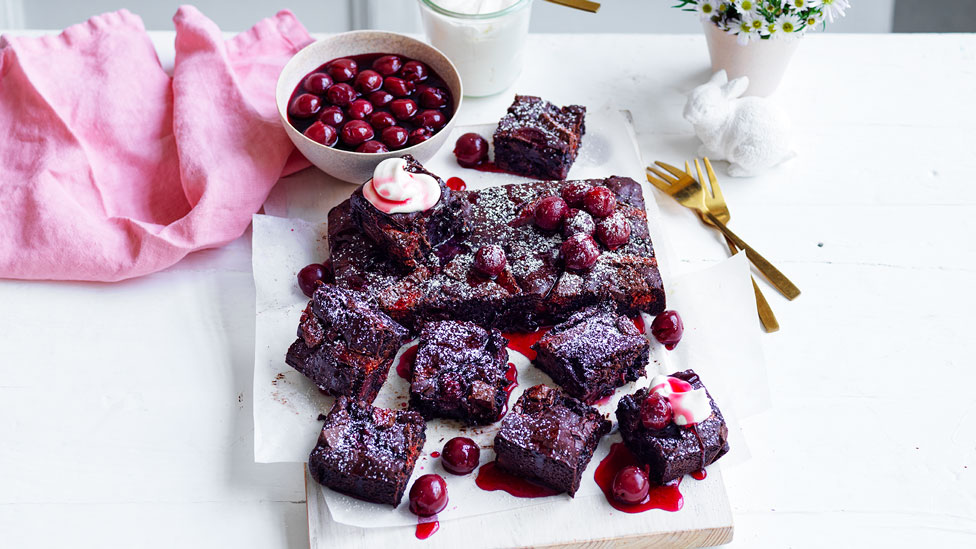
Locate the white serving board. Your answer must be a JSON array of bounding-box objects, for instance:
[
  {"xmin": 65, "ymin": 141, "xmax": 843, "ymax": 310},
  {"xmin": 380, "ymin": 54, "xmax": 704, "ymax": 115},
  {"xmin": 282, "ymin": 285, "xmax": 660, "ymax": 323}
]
[{"xmin": 254, "ymin": 110, "xmax": 744, "ymax": 547}]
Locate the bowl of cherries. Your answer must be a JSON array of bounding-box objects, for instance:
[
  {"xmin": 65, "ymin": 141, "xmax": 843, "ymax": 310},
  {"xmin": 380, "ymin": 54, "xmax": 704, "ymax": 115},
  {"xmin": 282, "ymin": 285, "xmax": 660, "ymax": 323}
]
[{"xmin": 276, "ymin": 31, "xmax": 463, "ymax": 183}]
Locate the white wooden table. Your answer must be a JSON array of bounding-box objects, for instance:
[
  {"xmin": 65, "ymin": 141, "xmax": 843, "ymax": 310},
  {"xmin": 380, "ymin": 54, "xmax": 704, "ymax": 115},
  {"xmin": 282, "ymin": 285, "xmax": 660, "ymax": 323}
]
[{"xmin": 1, "ymin": 31, "xmax": 974, "ymax": 548}]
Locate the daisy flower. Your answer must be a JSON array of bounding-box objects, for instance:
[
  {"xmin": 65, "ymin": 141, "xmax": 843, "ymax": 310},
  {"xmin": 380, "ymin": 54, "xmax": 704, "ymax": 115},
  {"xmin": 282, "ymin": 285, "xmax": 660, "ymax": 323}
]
[
  {"xmin": 788, "ymin": 0, "xmax": 821, "ymax": 9},
  {"xmin": 696, "ymin": 0, "xmax": 720, "ymax": 20},
  {"xmin": 778, "ymin": 13, "xmax": 803, "ymax": 39},
  {"xmin": 804, "ymin": 10, "xmax": 824, "ymax": 29},
  {"xmin": 731, "ymin": 14, "xmax": 760, "ymax": 45},
  {"xmin": 734, "ymin": 0, "xmax": 760, "ymax": 17},
  {"xmin": 820, "ymin": 0, "xmax": 850, "ymax": 23},
  {"xmin": 765, "ymin": 18, "xmax": 782, "ymax": 39}
]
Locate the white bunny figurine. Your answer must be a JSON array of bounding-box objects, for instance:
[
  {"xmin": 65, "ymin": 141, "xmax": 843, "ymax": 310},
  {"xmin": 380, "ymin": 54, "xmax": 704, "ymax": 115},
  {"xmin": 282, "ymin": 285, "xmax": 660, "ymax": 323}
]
[{"xmin": 683, "ymin": 70, "xmax": 795, "ymax": 177}]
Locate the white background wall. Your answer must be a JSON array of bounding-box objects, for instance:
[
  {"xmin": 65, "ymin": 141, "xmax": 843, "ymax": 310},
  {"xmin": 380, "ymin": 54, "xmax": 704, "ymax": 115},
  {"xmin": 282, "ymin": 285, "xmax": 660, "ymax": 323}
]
[{"xmin": 1, "ymin": 0, "xmax": 897, "ymax": 33}]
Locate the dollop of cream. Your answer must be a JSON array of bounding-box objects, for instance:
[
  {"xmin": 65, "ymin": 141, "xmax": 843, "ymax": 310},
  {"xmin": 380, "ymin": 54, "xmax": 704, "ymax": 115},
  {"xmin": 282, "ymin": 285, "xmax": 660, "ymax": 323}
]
[
  {"xmin": 649, "ymin": 374, "xmax": 712, "ymax": 426},
  {"xmin": 362, "ymin": 158, "xmax": 441, "ymax": 214}
]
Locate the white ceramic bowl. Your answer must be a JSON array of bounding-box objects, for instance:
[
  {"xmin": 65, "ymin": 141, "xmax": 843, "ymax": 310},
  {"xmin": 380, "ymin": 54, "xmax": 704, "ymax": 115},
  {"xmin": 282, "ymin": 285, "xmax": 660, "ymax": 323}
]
[{"xmin": 276, "ymin": 31, "xmax": 463, "ymax": 184}]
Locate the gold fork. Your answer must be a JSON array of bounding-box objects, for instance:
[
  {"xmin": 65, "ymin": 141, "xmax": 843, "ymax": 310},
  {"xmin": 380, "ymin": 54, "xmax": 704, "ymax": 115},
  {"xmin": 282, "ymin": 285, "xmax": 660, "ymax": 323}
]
[
  {"xmin": 646, "ymin": 161, "xmax": 801, "ymax": 301},
  {"xmin": 691, "ymin": 159, "xmax": 779, "ymax": 332}
]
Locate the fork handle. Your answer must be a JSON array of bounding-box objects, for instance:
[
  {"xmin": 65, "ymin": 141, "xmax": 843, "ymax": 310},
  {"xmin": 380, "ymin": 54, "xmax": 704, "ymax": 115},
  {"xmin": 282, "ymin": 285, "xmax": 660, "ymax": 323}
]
[
  {"xmin": 726, "ymin": 236, "xmax": 780, "ymax": 332},
  {"xmin": 704, "ymin": 212, "xmax": 801, "ymax": 300}
]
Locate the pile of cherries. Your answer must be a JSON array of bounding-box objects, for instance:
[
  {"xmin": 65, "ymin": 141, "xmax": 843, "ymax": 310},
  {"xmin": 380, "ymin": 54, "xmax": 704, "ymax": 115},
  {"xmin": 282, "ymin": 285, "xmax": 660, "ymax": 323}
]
[
  {"xmin": 287, "ymin": 53, "xmax": 454, "ymax": 153},
  {"xmin": 408, "ymin": 437, "xmax": 480, "ymax": 518}
]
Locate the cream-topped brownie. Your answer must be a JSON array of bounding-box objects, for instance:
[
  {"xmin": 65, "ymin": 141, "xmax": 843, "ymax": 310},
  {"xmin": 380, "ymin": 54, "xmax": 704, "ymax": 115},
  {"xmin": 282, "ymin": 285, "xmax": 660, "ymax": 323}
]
[
  {"xmin": 328, "ymin": 156, "xmax": 665, "ymax": 332},
  {"xmin": 616, "ymin": 370, "xmax": 730, "ymax": 484}
]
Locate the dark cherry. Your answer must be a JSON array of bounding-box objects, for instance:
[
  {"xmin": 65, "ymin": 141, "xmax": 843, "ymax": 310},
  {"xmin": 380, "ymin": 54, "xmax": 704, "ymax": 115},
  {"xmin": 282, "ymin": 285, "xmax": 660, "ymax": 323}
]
[
  {"xmin": 297, "ymin": 263, "xmax": 327, "ymax": 297},
  {"xmin": 372, "ymin": 54, "xmax": 403, "ymax": 76},
  {"xmin": 390, "ymin": 99, "xmax": 418, "ymax": 121},
  {"xmin": 408, "ymin": 127, "xmax": 433, "ymax": 146},
  {"xmin": 534, "ymin": 196, "xmax": 569, "ymax": 231},
  {"xmin": 353, "ymin": 69, "xmax": 383, "ymax": 94},
  {"xmin": 441, "ymin": 437, "xmax": 480, "ymax": 475},
  {"xmin": 384, "ymin": 76, "xmax": 415, "ymax": 97},
  {"xmin": 650, "ymin": 310, "xmax": 684, "ymax": 350},
  {"xmin": 340, "ymin": 120, "xmax": 374, "ymax": 146},
  {"xmin": 583, "ymin": 186, "xmax": 617, "ymax": 218},
  {"xmin": 288, "ymin": 93, "xmax": 322, "ymax": 118},
  {"xmin": 326, "ymin": 58, "xmax": 357, "ymax": 82},
  {"xmin": 370, "ymin": 111, "xmax": 396, "ymax": 130},
  {"xmin": 346, "ymin": 99, "xmax": 373, "ymax": 120},
  {"xmin": 325, "ymin": 83, "xmax": 357, "ymax": 107},
  {"xmin": 303, "ymin": 121, "xmax": 337, "ymax": 147},
  {"xmin": 453, "ymin": 133, "xmax": 489, "ymax": 168},
  {"xmin": 302, "ymin": 72, "xmax": 333, "ymax": 94},
  {"xmin": 561, "ymin": 181, "xmax": 593, "ymax": 207},
  {"xmin": 612, "ymin": 466, "xmax": 650, "ymax": 505},
  {"xmin": 596, "ymin": 212, "xmax": 632, "ymax": 249},
  {"xmin": 409, "ymin": 474, "xmax": 449, "ymax": 517},
  {"xmin": 380, "ymin": 126, "xmax": 409, "ymax": 149},
  {"xmin": 414, "ymin": 109, "xmax": 446, "ymax": 130},
  {"xmin": 561, "ymin": 208, "xmax": 595, "ymax": 238},
  {"xmin": 318, "ymin": 106, "xmax": 345, "ymax": 127},
  {"xmin": 640, "ymin": 392, "xmax": 673, "ymax": 430},
  {"xmin": 473, "ymin": 244, "xmax": 507, "ymax": 278},
  {"xmin": 356, "ymin": 140, "xmax": 389, "ymax": 153},
  {"xmin": 401, "ymin": 60, "xmax": 428, "ymax": 82},
  {"xmin": 418, "ymin": 86, "xmax": 449, "ymax": 109},
  {"xmin": 560, "ymin": 233, "xmax": 601, "ymax": 271},
  {"xmin": 368, "ymin": 90, "xmax": 395, "ymax": 108}
]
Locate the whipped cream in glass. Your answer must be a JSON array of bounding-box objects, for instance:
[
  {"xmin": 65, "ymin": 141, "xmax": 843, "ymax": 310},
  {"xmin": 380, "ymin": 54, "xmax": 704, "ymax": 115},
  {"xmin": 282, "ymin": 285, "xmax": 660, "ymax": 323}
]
[
  {"xmin": 363, "ymin": 158, "xmax": 442, "ymax": 214},
  {"xmin": 648, "ymin": 374, "xmax": 713, "ymax": 426},
  {"xmin": 418, "ymin": 0, "xmax": 533, "ymax": 97}
]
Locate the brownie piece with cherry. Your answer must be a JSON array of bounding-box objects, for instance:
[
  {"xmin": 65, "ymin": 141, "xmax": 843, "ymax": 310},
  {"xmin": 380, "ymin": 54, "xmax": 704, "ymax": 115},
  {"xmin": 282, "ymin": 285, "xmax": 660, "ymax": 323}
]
[
  {"xmin": 493, "ymin": 384, "xmax": 611, "ymax": 496},
  {"xmin": 308, "ymin": 397, "xmax": 426, "ymax": 506},
  {"xmin": 531, "ymin": 305, "xmax": 649, "ymax": 404},
  {"xmin": 285, "ymin": 284, "xmax": 408, "ymax": 404},
  {"xmin": 349, "ymin": 154, "xmax": 468, "ymax": 269},
  {"xmin": 327, "ymin": 160, "xmax": 667, "ymax": 332},
  {"xmin": 615, "ymin": 370, "xmax": 730, "ymax": 484},
  {"xmin": 409, "ymin": 320, "xmax": 511, "ymax": 425},
  {"xmin": 493, "ymin": 95, "xmax": 586, "ymax": 180}
]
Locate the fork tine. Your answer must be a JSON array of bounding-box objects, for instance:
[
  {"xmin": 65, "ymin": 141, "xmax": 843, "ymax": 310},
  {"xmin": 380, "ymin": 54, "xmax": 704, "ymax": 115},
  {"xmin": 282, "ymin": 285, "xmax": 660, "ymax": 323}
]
[
  {"xmin": 647, "ymin": 166, "xmax": 679, "ymax": 185},
  {"xmin": 694, "ymin": 159, "xmax": 709, "ymax": 197},
  {"xmin": 704, "ymin": 157, "xmax": 724, "ymax": 203},
  {"xmin": 654, "ymin": 161, "xmax": 690, "ymax": 180},
  {"xmin": 645, "ymin": 171, "xmax": 672, "ymax": 191},
  {"xmin": 684, "ymin": 161, "xmax": 691, "ymax": 177}
]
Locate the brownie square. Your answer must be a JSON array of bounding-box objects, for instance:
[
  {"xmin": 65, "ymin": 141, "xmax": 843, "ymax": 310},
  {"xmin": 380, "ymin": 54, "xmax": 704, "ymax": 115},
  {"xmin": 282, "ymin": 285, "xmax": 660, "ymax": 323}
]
[
  {"xmin": 409, "ymin": 320, "xmax": 511, "ymax": 425},
  {"xmin": 349, "ymin": 154, "xmax": 469, "ymax": 269},
  {"xmin": 493, "ymin": 384, "xmax": 611, "ymax": 496},
  {"xmin": 493, "ymin": 95, "xmax": 586, "ymax": 180},
  {"xmin": 615, "ymin": 370, "xmax": 730, "ymax": 484},
  {"xmin": 308, "ymin": 397, "xmax": 426, "ymax": 506},
  {"xmin": 285, "ymin": 284, "xmax": 408, "ymax": 404},
  {"xmin": 532, "ymin": 305, "xmax": 649, "ymax": 403}
]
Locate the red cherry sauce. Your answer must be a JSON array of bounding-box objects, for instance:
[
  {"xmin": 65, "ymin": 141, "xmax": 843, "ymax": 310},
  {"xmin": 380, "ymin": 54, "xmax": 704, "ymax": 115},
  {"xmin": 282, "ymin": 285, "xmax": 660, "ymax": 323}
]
[
  {"xmin": 396, "ymin": 344, "xmax": 418, "ymax": 380},
  {"xmin": 691, "ymin": 469, "xmax": 707, "ymax": 480},
  {"xmin": 502, "ymin": 327, "xmax": 550, "ymax": 361},
  {"xmin": 595, "ymin": 442, "xmax": 683, "ymax": 513},
  {"xmin": 416, "ymin": 516, "xmax": 439, "ymax": 539},
  {"xmin": 446, "ymin": 177, "xmax": 466, "ymax": 191},
  {"xmin": 591, "ymin": 394, "xmax": 614, "ymax": 407},
  {"xmin": 631, "ymin": 315, "xmax": 645, "ymax": 334},
  {"xmin": 430, "ymin": 451, "xmax": 441, "ymax": 458},
  {"xmin": 496, "ymin": 363, "xmax": 519, "ymax": 420},
  {"xmin": 475, "ymin": 462, "xmax": 560, "ymax": 498}
]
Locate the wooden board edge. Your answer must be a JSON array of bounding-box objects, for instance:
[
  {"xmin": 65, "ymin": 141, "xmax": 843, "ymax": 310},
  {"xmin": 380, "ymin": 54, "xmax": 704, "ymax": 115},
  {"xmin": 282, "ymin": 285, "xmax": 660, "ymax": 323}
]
[{"xmin": 536, "ymin": 524, "xmax": 734, "ymax": 548}]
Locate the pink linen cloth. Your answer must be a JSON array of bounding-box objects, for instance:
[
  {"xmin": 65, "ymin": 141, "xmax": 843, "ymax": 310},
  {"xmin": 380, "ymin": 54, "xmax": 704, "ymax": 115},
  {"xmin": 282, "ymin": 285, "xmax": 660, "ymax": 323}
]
[{"xmin": 0, "ymin": 6, "xmax": 313, "ymax": 282}]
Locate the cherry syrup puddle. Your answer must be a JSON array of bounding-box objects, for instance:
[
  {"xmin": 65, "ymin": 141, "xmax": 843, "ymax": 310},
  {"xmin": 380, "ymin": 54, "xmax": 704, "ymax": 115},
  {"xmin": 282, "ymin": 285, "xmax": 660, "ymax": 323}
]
[
  {"xmin": 475, "ymin": 461, "xmax": 560, "ymax": 498},
  {"xmin": 502, "ymin": 326, "xmax": 550, "ymax": 361},
  {"xmin": 446, "ymin": 177, "xmax": 466, "ymax": 191},
  {"xmin": 594, "ymin": 442, "xmax": 684, "ymax": 513},
  {"xmin": 396, "ymin": 344, "xmax": 418, "ymax": 380},
  {"xmin": 416, "ymin": 516, "xmax": 439, "ymax": 539},
  {"xmin": 496, "ymin": 363, "xmax": 519, "ymax": 420}
]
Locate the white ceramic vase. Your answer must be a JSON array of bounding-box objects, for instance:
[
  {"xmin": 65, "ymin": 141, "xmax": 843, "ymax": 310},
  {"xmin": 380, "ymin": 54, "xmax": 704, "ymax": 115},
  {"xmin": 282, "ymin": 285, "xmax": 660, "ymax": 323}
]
[{"xmin": 702, "ymin": 21, "xmax": 800, "ymax": 97}]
